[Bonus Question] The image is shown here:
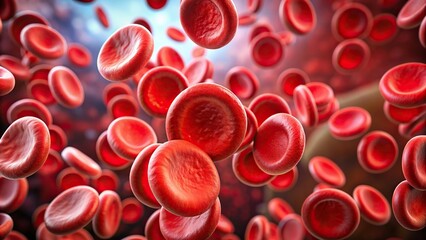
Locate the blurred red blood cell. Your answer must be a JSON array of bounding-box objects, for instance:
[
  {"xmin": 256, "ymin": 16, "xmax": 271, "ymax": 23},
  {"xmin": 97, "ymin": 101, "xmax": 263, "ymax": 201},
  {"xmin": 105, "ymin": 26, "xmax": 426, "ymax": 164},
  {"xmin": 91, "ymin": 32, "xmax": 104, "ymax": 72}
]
[
  {"xmin": 0, "ymin": 55, "xmax": 30, "ymax": 81},
  {"xmin": 9, "ymin": 10, "xmax": 48, "ymax": 46},
  {"xmin": 67, "ymin": 43, "xmax": 92, "ymax": 67},
  {"xmin": 157, "ymin": 46, "xmax": 185, "ymax": 71},
  {"xmin": 56, "ymin": 167, "xmax": 89, "ymax": 191},
  {"xmin": 5, "ymin": 231, "xmax": 28, "ymax": 240},
  {"xmin": 225, "ymin": 66, "xmax": 259, "ymax": 100},
  {"xmin": 166, "ymin": 27, "xmax": 186, "ymax": 42},
  {"xmin": 32, "ymin": 203, "xmax": 48, "ymax": 228},
  {"xmin": 402, "ymin": 135, "xmax": 426, "ymax": 190},
  {"xmin": 27, "ymin": 79, "xmax": 56, "ymax": 105},
  {"xmin": 245, "ymin": 215, "xmax": 270, "ymax": 240},
  {"xmin": 357, "ymin": 131, "xmax": 398, "ymax": 173},
  {"xmin": 249, "ymin": 21, "xmax": 273, "ymax": 42},
  {"xmin": 329, "ymin": 107, "xmax": 371, "ymax": 140},
  {"xmin": 249, "ymin": 93, "xmax": 291, "ymax": 126},
  {"xmin": 313, "ymin": 182, "xmax": 333, "ymax": 192},
  {"xmin": 180, "ymin": 0, "xmax": 238, "ymax": 49},
  {"xmin": 38, "ymin": 149, "xmax": 64, "ymax": 176},
  {"xmin": 268, "ymin": 198, "xmax": 294, "ymax": 222},
  {"xmin": 95, "ymin": 6, "xmax": 109, "ymax": 28},
  {"xmin": 420, "ymin": 16, "xmax": 426, "ymax": 47},
  {"xmin": 238, "ymin": 12, "xmax": 257, "ymax": 26},
  {"xmin": 332, "ymin": 38, "xmax": 370, "ymax": 74},
  {"xmin": 147, "ymin": 0, "xmax": 167, "ymax": 9},
  {"xmin": 268, "ymin": 166, "xmax": 298, "ymax": 192},
  {"xmin": 92, "ymin": 190, "xmax": 122, "ymax": 239},
  {"xmin": 279, "ymin": 0, "xmax": 317, "ymax": 34},
  {"xmin": 0, "ymin": 66, "xmax": 15, "ymax": 96},
  {"xmin": 0, "ymin": 116, "xmax": 50, "ymax": 179},
  {"xmin": 302, "ymin": 188, "xmax": 360, "ymax": 239},
  {"xmin": 309, "ymin": 156, "xmax": 346, "ymax": 187},
  {"xmin": 45, "ymin": 186, "xmax": 99, "ymax": 234},
  {"xmin": 145, "ymin": 210, "xmax": 166, "ymax": 240},
  {"xmin": 91, "ymin": 169, "xmax": 119, "ymax": 193},
  {"xmin": 0, "ymin": 177, "xmax": 28, "ymax": 213},
  {"xmin": 61, "ymin": 147, "xmax": 102, "ymax": 178},
  {"xmin": 133, "ymin": 18, "xmax": 152, "ymax": 33},
  {"xmin": 277, "ymin": 214, "xmax": 305, "ymax": 240},
  {"xmin": 160, "ymin": 198, "xmax": 221, "ymax": 240},
  {"xmin": 121, "ymin": 197, "xmax": 144, "ymax": 224},
  {"xmin": 48, "ymin": 66, "xmax": 84, "ymax": 108},
  {"xmin": 277, "ymin": 31, "xmax": 295, "ymax": 46},
  {"xmin": 253, "ymin": 113, "xmax": 305, "ymax": 175},
  {"xmin": 166, "ymin": 83, "xmax": 246, "ymax": 160},
  {"xmin": 96, "ymin": 131, "xmax": 132, "ymax": 170},
  {"xmin": 353, "ymin": 185, "xmax": 391, "ymax": 225},
  {"xmin": 191, "ymin": 46, "xmax": 205, "ymax": 58},
  {"xmin": 293, "ymin": 85, "xmax": 318, "ymax": 127},
  {"xmin": 392, "ymin": 180, "xmax": 426, "ymax": 230},
  {"xmin": 332, "ymin": 2, "xmax": 373, "ymax": 40},
  {"xmin": 129, "ymin": 144, "xmax": 162, "ymax": 209},
  {"xmin": 277, "ymin": 68, "xmax": 309, "ymax": 97},
  {"xmin": 102, "ymin": 82, "xmax": 132, "ymax": 106},
  {"xmin": 379, "ymin": 62, "xmax": 426, "ymax": 108},
  {"xmin": 369, "ymin": 14, "xmax": 397, "ymax": 43},
  {"xmin": 182, "ymin": 58, "xmax": 213, "ymax": 85},
  {"xmin": 97, "ymin": 24, "xmax": 153, "ymax": 81},
  {"xmin": 29, "ymin": 64, "xmax": 52, "ymax": 82},
  {"xmin": 122, "ymin": 235, "xmax": 147, "ymax": 240},
  {"xmin": 0, "ymin": 0, "xmax": 17, "ymax": 21},
  {"xmin": 398, "ymin": 113, "xmax": 426, "ymax": 138},
  {"xmin": 20, "ymin": 24, "xmax": 67, "ymax": 59},
  {"xmin": 318, "ymin": 97, "xmax": 340, "ymax": 123},
  {"xmin": 396, "ymin": 0, "xmax": 426, "ymax": 29},
  {"xmin": 216, "ymin": 214, "xmax": 235, "ymax": 234},
  {"xmin": 250, "ymin": 33, "xmax": 283, "ymax": 67},
  {"xmin": 232, "ymin": 145, "xmax": 274, "ymax": 187},
  {"xmin": 383, "ymin": 101, "xmax": 426, "ymax": 124},
  {"xmin": 7, "ymin": 98, "xmax": 52, "ymax": 126},
  {"xmin": 48, "ymin": 125, "xmax": 67, "ymax": 151},
  {"xmin": 107, "ymin": 94, "xmax": 139, "ymax": 118},
  {"xmin": 37, "ymin": 222, "xmax": 93, "ymax": 240},
  {"xmin": 238, "ymin": 107, "xmax": 258, "ymax": 151},
  {"xmin": 0, "ymin": 213, "xmax": 13, "ymax": 238}
]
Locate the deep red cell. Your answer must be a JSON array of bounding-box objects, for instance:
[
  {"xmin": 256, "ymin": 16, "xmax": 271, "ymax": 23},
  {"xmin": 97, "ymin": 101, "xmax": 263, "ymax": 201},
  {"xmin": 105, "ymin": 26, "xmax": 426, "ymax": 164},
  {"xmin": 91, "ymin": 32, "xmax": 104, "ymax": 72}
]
[
  {"xmin": 332, "ymin": 38, "xmax": 370, "ymax": 74},
  {"xmin": 159, "ymin": 198, "xmax": 221, "ymax": 240},
  {"xmin": 145, "ymin": 210, "xmax": 166, "ymax": 240},
  {"xmin": 166, "ymin": 83, "xmax": 246, "ymax": 161},
  {"xmin": 328, "ymin": 107, "xmax": 371, "ymax": 140},
  {"xmin": 129, "ymin": 144, "xmax": 161, "ymax": 209},
  {"xmin": 0, "ymin": 55, "xmax": 30, "ymax": 81},
  {"xmin": 383, "ymin": 101, "xmax": 426, "ymax": 124},
  {"xmin": 398, "ymin": 113, "xmax": 426, "ymax": 138},
  {"xmin": 268, "ymin": 166, "xmax": 298, "ymax": 192},
  {"xmin": 108, "ymin": 94, "xmax": 139, "ymax": 118},
  {"xmin": 107, "ymin": 116, "xmax": 157, "ymax": 160},
  {"xmin": 61, "ymin": 147, "xmax": 102, "ymax": 178},
  {"xmin": 166, "ymin": 27, "xmax": 186, "ymax": 42},
  {"xmin": 225, "ymin": 66, "xmax": 259, "ymax": 100},
  {"xmin": 277, "ymin": 68, "xmax": 309, "ymax": 97},
  {"xmin": 253, "ymin": 113, "xmax": 305, "ymax": 175},
  {"xmin": 250, "ymin": 33, "xmax": 283, "ymax": 67},
  {"xmin": 122, "ymin": 235, "xmax": 148, "ymax": 240},
  {"xmin": 379, "ymin": 62, "xmax": 426, "ymax": 108},
  {"xmin": 32, "ymin": 204, "xmax": 48, "ymax": 228},
  {"xmin": 332, "ymin": 2, "xmax": 373, "ymax": 40},
  {"xmin": 180, "ymin": 0, "xmax": 238, "ymax": 49},
  {"xmin": 268, "ymin": 198, "xmax": 294, "ymax": 223},
  {"xmin": 48, "ymin": 125, "xmax": 67, "ymax": 152},
  {"xmin": 30, "ymin": 64, "xmax": 52, "ymax": 82},
  {"xmin": 420, "ymin": 16, "xmax": 426, "ymax": 48},
  {"xmin": 121, "ymin": 197, "xmax": 144, "ymax": 224},
  {"xmin": 102, "ymin": 82, "xmax": 132, "ymax": 105},
  {"xmin": 0, "ymin": 0, "xmax": 17, "ymax": 21},
  {"xmin": 396, "ymin": 0, "xmax": 426, "ymax": 29},
  {"xmin": 67, "ymin": 43, "xmax": 92, "ymax": 67},
  {"xmin": 302, "ymin": 188, "xmax": 360, "ymax": 240},
  {"xmin": 249, "ymin": 93, "xmax": 291, "ymax": 126},
  {"xmin": 309, "ymin": 156, "xmax": 346, "ymax": 187},
  {"xmin": 91, "ymin": 169, "xmax": 119, "ymax": 193},
  {"xmin": 4, "ymin": 231, "xmax": 27, "ymax": 240},
  {"xmin": 0, "ymin": 213, "xmax": 13, "ymax": 238},
  {"xmin": 56, "ymin": 167, "xmax": 89, "ymax": 191},
  {"xmin": 96, "ymin": 131, "xmax": 132, "ymax": 170},
  {"xmin": 357, "ymin": 131, "xmax": 398, "ymax": 173},
  {"xmin": 38, "ymin": 149, "xmax": 64, "ymax": 176},
  {"xmin": 45, "ymin": 186, "xmax": 99, "ymax": 234},
  {"xmin": 137, "ymin": 66, "xmax": 188, "ymax": 118},
  {"xmin": 92, "ymin": 190, "xmax": 122, "ymax": 239},
  {"xmin": 157, "ymin": 46, "xmax": 185, "ymax": 71},
  {"xmin": 48, "ymin": 66, "xmax": 85, "ymax": 108},
  {"xmin": 191, "ymin": 46, "xmax": 205, "ymax": 58},
  {"xmin": 238, "ymin": 107, "xmax": 258, "ymax": 152},
  {"xmin": 216, "ymin": 214, "xmax": 235, "ymax": 234},
  {"xmin": 95, "ymin": 6, "xmax": 109, "ymax": 28},
  {"xmin": 293, "ymin": 85, "xmax": 318, "ymax": 127},
  {"xmin": 232, "ymin": 145, "xmax": 275, "ymax": 187},
  {"xmin": 37, "ymin": 222, "xmax": 93, "ymax": 240},
  {"xmin": 20, "ymin": 24, "xmax": 67, "ymax": 59},
  {"xmin": 9, "ymin": 10, "xmax": 48, "ymax": 46},
  {"xmin": 369, "ymin": 14, "xmax": 397, "ymax": 43},
  {"xmin": 7, "ymin": 98, "xmax": 52, "ymax": 126},
  {"xmin": 353, "ymin": 185, "xmax": 391, "ymax": 225},
  {"xmin": 245, "ymin": 215, "xmax": 270, "ymax": 240},
  {"xmin": 306, "ymin": 82, "xmax": 334, "ymax": 111},
  {"xmin": 318, "ymin": 97, "xmax": 340, "ymax": 124},
  {"xmin": 27, "ymin": 79, "xmax": 56, "ymax": 105},
  {"xmin": 277, "ymin": 214, "xmax": 305, "ymax": 240},
  {"xmin": 0, "ymin": 177, "xmax": 28, "ymax": 213},
  {"xmin": 402, "ymin": 135, "xmax": 426, "ymax": 190},
  {"xmin": 279, "ymin": 0, "xmax": 317, "ymax": 34},
  {"xmin": 0, "ymin": 66, "xmax": 15, "ymax": 96},
  {"xmin": 249, "ymin": 21, "xmax": 273, "ymax": 42},
  {"xmin": 147, "ymin": 0, "xmax": 167, "ymax": 9},
  {"xmin": 97, "ymin": 24, "xmax": 153, "ymax": 81},
  {"xmin": 182, "ymin": 58, "xmax": 213, "ymax": 85},
  {"xmin": 392, "ymin": 180, "xmax": 426, "ymax": 230},
  {"xmin": 148, "ymin": 140, "xmax": 220, "ymax": 216},
  {"xmin": 133, "ymin": 18, "xmax": 152, "ymax": 33}
]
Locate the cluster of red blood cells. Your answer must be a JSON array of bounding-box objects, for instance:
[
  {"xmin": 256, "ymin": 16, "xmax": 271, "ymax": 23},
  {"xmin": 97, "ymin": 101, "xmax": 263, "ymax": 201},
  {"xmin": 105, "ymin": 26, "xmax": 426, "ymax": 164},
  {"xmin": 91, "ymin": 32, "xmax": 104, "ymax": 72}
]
[{"xmin": 0, "ymin": 0, "xmax": 425, "ymax": 239}]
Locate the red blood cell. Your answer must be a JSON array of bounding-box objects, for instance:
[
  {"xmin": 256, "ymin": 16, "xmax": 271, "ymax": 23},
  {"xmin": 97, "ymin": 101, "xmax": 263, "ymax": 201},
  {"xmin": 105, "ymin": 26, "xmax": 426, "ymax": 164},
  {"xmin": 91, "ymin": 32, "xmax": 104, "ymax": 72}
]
[
  {"xmin": 20, "ymin": 24, "xmax": 67, "ymax": 59},
  {"xmin": 107, "ymin": 94, "xmax": 139, "ymax": 118},
  {"xmin": 250, "ymin": 33, "xmax": 283, "ymax": 67},
  {"xmin": 369, "ymin": 14, "xmax": 397, "ymax": 43},
  {"xmin": 0, "ymin": 116, "xmax": 50, "ymax": 179},
  {"xmin": 302, "ymin": 188, "xmax": 360, "ymax": 240},
  {"xmin": 279, "ymin": 0, "xmax": 317, "ymax": 35},
  {"xmin": 67, "ymin": 43, "xmax": 92, "ymax": 67},
  {"xmin": 306, "ymin": 82, "xmax": 334, "ymax": 111},
  {"xmin": 332, "ymin": 38, "xmax": 370, "ymax": 74},
  {"xmin": 225, "ymin": 66, "xmax": 259, "ymax": 100},
  {"xmin": 97, "ymin": 24, "xmax": 154, "ymax": 81},
  {"xmin": 357, "ymin": 131, "xmax": 398, "ymax": 173},
  {"xmin": 148, "ymin": 140, "xmax": 220, "ymax": 216},
  {"xmin": 147, "ymin": 0, "xmax": 167, "ymax": 9},
  {"xmin": 293, "ymin": 85, "xmax": 318, "ymax": 127},
  {"xmin": 5, "ymin": 231, "xmax": 28, "ymax": 240},
  {"xmin": 182, "ymin": 58, "xmax": 213, "ymax": 85},
  {"xmin": 383, "ymin": 101, "xmax": 426, "ymax": 124},
  {"xmin": 249, "ymin": 21, "xmax": 273, "ymax": 42},
  {"xmin": 92, "ymin": 190, "xmax": 122, "ymax": 239},
  {"xmin": 129, "ymin": 144, "xmax": 162, "ymax": 209},
  {"xmin": 9, "ymin": 10, "xmax": 49, "ymax": 46},
  {"xmin": 253, "ymin": 113, "xmax": 305, "ymax": 175},
  {"xmin": 328, "ymin": 107, "xmax": 371, "ymax": 140},
  {"xmin": 277, "ymin": 68, "xmax": 309, "ymax": 97},
  {"xmin": 0, "ymin": 66, "xmax": 15, "ymax": 96},
  {"xmin": 132, "ymin": 61, "xmax": 157, "ymax": 85},
  {"xmin": 37, "ymin": 221, "xmax": 94, "ymax": 240},
  {"xmin": 7, "ymin": 98, "xmax": 52, "ymax": 126},
  {"xmin": 277, "ymin": 31, "xmax": 295, "ymax": 46},
  {"xmin": 0, "ymin": 0, "xmax": 17, "ymax": 21},
  {"xmin": 30, "ymin": 64, "xmax": 52, "ymax": 82},
  {"xmin": 277, "ymin": 214, "xmax": 305, "ymax": 240},
  {"xmin": 38, "ymin": 149, "xmax": 64, "ymax": 176},
  {"xmin": 245, "ymin": 215, "xmax": 270, "ymax": 240},
  {"xmin": 145, "ymin": 210, "xmax": 166, "ymax": 240},
  {"xmin": 48, "ymin": 125, "xmax": 68, "ymax": 152},
  {"xmin": 45, "ymin": 186, "xmax": 99, "ymax": 234},
  {"xmin": 48, "ymin": 66, "xmax": 85, "ymax": 108},
  {"xmin": 331, "ymin": 2, "xmax": 373, "ymax": 40},
  {"xmin": 216, "ymin": 214, "xmax": 235, "ymax": 234},
  {"xmin": 166, "ymin": 83, "xmax": 246, "ymax": 161},
  {"xmin": 91, "ymin": 169, "xmax": 119, "ymax": 193},
  {"xmin": 402, "ymin": 135, "xmax": 426, "ymax": 190},
  {"xmin": 191, "ymin": 46, "xmax": 205, "ymax": 58},
  {"xmin": 180, "ymin": 0, "xmax": 238, "ymax": 49},
  {"xmin": 96, "ymin": 131, "xmax": 132, "ymax": 170},
  {"xmin": 398, "ymin": 113, "xmax": 426, "ymax": 138},
  {"xmin": 318, "ymin": 97, "xmax": 340, "ymax": 124},
  {"xmin": 268, "ymin": 166, "xmax": 298, "ymax": 192},
  {"xmin": 249, "ymin": 93, "xmax": 291, "ymax": 126},
  {"xmin": 0, "ymin": 177, "xmax": 28, "ymax": 213},
  {"xmin": 247, "ymin": 0, "xmax": 263, "ymax": 13},
  {"xmin": 157, "ymin": 46, "xmax": 185, "ymax": 71},
  {"xmin": 159, "ymin": 198, "xmax": 221, "ymax": 240},
  {"xmin": 32, "ymin": 204, "xmax": 48, "ymax": 228},
  {"xmin": 268, "ymin": 198, "xmax": 294, "ymax": 222},
  {"xmin": 107, "ymin": 116, "xmax": 157, "ymax": 160},
  {"xmin": 102, "ymin": 82, "xmax": 132, "ymax": 105},
  {"xmin": 238, "ymin": 107, "xmax": 258, "ymax": 152},
  {"xmin": 95, "ymin": 6, "xmax": 109, "ymax": 28},
  {"xmin": 379, "ymin": 62, "xmax": 426, "ymax": 108},
  {"xmin": 133, "ymin": 18, "xmax": 152, "ymax": 33},
  {"xmin": 313, "ymin": 183, "xmax": 333, "ymax": 192},
  {"xmin": 0, "ymin": 213, "xmax": 13, "ymax": 238},
  {"xmin": 353, "ymin": 185, "xmax": 391, "ymax": 225},
  {"xmin": 27, "ymin": 79, "xmax": 56, "ymax": 105},
  {"xmin": 392, "ymin": 180, "xmax": 426, "ymax": 230},
  {"xmin": 121, "ymin": 197, "xmax": 144, "ymax": 224},
  {"xmin": 166, "ymin": 27, "xmax": 186, "ymax": 42},
  {"xmin": 238, "ymin": 12, "xmax": 257, "ymax": 26},
  {"xmin": 61, "ymin": 147, "xmax": 102, "ymax": 178},
  {"xmin": 122, "ymin": 235, "xmax": 147, "ymax": 240},
  {"xmin": 420, "ymin": 16, "xmax": 426, "ymax": 48},
  {"xmin": 56, "ymin": 167, "xmax": 89, "ymax": 191},
  {"xmin": 232, "ymin": 145, "xmax": 274, "ymax": 187},
  {"xmin": 0, "ymin": 55, "xmax": 30, "ymax": 81},
  {"xmin": 396, "ymin": 0, "xmax": 426, "ymax": 29},
  {"xmin": 309, "ymin": 156, "xmax": 346, "ymax": 187}
]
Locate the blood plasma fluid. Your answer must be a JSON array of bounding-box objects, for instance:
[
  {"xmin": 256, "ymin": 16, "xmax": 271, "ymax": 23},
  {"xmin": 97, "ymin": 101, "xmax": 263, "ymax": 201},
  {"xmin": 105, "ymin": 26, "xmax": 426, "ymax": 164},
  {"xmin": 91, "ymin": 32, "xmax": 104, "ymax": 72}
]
[{"xmin": 0, "ymin": 1, "xmax": 425, "ymax": 239}]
